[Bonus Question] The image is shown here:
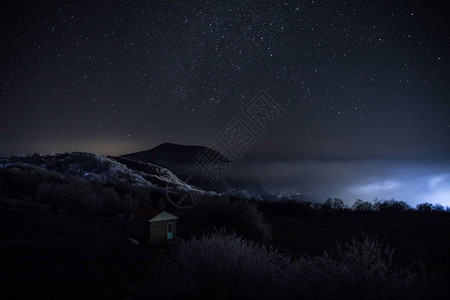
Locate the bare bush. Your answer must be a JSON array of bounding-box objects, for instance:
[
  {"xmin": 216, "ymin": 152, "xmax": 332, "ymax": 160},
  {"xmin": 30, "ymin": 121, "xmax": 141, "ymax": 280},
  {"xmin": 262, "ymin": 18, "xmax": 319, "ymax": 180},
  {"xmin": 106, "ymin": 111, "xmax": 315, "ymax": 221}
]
[
  {"xmin": 148, "ymin": 230, "xmax": 288, "ymax": 299},
  {"xmin": 286, "ymin": 234, "xmax": 427, "ymax": 299},
  {"xmin": 147, "ymin": 231, "xmax": 438, "ymax": 300}
]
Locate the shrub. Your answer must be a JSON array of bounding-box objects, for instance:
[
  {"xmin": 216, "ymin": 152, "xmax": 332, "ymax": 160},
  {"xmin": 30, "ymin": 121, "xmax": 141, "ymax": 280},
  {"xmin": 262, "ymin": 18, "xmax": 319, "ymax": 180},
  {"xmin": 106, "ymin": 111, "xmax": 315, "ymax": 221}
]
[
  {"xmin": 0, "ymin": 168, "xmax": 40, "ymax": 199},
  {"xmin": 99, "ymin": 186, "xmax": 124, "ymax": 216},
  {"xmin": 0, "ymin": 197, "xmax": 50, "ymax": 213},
  {"xmin": 39, "ymin": 180, "xmax": 121, "ymax": 216},
  {"xmin": 147, "ymin": 231, "xmax": 437, "ymax": 300},
  {"xmin": 0, "ymin": 164, "xmax": 63, "ymax": 201},
  {"xmin": 39, "ymin": 180, "xmax": 101, "ymax": 215},
  {"xmin": 148, "ymin": 230, "xmax": 289, "ymax": 299},
  {"xmin": 286, "ymin": 235, "xmax": 433, "ymax": 300},
  {"xmin": 181, "ymin": 195, "xmax": 272, "ymax": 243}
]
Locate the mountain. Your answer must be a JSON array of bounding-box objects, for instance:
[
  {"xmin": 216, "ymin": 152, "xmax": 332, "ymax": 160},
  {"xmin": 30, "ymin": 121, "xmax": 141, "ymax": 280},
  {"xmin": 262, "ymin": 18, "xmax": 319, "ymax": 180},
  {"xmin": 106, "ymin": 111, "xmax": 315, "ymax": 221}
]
[
  {"xmin": 1, "ymin": 151, "xmax": 269, "ymax": 218},
  {"xmin": 2, "ymin": 149, "xmax": 271, "ymax": 201},
  {"xmin": 121, "ymin": 143, "xmax": 233, "ymax": 192},
  {"xmin": 121, "ymin": 142, "xmax": 230, "ymax": 166},
  {"xmin": 3, "ymin": 152, "xmax": 200, "ymax": 193},
  {"xmin": 121, "ymin": 143, "xmax": 274, "ymax": 197}
]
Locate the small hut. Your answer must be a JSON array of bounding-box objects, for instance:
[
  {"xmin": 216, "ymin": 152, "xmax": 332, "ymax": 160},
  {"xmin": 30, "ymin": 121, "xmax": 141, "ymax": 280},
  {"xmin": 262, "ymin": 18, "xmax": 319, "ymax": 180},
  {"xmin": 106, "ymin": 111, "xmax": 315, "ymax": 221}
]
[{"xmin": 134, "ymin": 206, "xmax": 178, "ymax": 244}]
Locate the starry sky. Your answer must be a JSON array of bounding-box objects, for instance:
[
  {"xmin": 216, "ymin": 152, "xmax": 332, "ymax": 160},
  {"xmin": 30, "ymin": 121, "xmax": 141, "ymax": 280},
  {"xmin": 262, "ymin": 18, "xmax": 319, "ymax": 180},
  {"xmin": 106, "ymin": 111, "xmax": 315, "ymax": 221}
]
[
  {"xmin": 1, "ymin": 1, "xmax": 449, "ymax": 203},
  {"xmin": 1, "ymin": 0, "xmax": 448, "ymax": 158}
]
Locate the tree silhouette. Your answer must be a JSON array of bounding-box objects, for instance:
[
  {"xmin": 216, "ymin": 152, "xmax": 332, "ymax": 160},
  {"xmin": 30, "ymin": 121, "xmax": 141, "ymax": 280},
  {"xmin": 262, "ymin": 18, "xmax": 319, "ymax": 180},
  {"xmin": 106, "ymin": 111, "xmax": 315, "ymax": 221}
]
[
  {"xmin": 351, "ymin": 199, "xmax": 373, "ymax": 211},
  {"xmin": 416, "ymin": 202, "xmax": 433, "ymax": 213},
  {"xmin": 324, "ymin": 198, "xmax": 345, "ymax": 210}
]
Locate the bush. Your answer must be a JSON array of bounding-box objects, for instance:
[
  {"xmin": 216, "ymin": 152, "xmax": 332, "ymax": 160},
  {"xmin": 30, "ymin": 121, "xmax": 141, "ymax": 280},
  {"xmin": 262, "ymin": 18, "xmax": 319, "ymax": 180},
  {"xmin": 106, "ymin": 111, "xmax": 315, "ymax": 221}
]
[
  {"xmin": 0, "ymin": 164, "xmax": 62, "ymax": 200},
  {"xmin": 99, "ymin": 186, "xmax": 124, "ymax": 216},
  {"xmin": 287, "ymin": 235, "xmax": 425, "ymax": 299},
  {"xmin": 0, "ymin": 168, "xmax": 40, "ymax": 199},
  {"xmin": 149, "ymin": 230, "xmax": 286, "ymax": 299},
  {"xmin": 39, "ymin": 180, "xmax": 121, "ymax": 216},
  {"xmin": 181, "ymin": 195, "xmax": 272, "ymax": 243},
  {"xmin": 147, "ymin": 231, "xmax": 437, "ymax": 300}
]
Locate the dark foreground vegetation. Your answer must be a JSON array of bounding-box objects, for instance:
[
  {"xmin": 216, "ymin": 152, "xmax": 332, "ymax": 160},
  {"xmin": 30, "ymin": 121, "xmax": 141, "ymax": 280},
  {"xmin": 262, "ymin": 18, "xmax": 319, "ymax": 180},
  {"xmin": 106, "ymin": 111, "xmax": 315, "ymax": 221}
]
[
  {"xmin": 146, "ymin": 231, "xmax": 439, "ymax": 300},
  {"xmin": 1, "ymin": 159, "xmax": 450, "ymax": 299},
  {"xmin": 2, "ymin": 197, "xmax": 450, "ymax": 299}
]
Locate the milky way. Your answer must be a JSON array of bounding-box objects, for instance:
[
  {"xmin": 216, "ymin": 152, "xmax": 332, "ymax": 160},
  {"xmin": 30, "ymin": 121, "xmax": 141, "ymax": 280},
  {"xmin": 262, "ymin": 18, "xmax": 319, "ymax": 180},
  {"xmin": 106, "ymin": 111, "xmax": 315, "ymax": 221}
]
[{"xmin": 1, "ymin": 0, "xmax": 449, "ymax": 160}]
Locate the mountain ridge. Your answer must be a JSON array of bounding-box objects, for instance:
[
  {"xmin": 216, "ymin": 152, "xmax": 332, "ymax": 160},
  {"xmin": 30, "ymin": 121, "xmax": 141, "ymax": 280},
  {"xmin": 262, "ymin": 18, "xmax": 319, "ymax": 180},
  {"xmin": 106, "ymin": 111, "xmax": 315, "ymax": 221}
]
[
  {"xmin": 121, "ymin": 142, "xmax": 231, "ymax": 166},
  {"xmin": 121, "ymin": 143, "xmax": 274, "ymax": 197}
]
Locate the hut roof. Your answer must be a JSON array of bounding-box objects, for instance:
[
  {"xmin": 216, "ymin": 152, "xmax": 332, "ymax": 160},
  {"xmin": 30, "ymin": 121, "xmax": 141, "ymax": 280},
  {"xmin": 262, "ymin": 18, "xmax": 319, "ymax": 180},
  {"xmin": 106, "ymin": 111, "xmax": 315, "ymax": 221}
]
[
  {"xmin": 134, "ymin": 206, "xmax": 178, "ymax": 222},
  {"xmin": 148, "ymin": 211, "xmax": 178, "ymax": 222}
]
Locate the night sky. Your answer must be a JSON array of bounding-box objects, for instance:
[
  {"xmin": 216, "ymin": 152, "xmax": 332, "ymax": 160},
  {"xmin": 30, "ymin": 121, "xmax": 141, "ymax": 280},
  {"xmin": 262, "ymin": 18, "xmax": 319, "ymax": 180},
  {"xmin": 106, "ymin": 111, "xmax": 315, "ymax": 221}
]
[{"xmin": 1, "ymin": 1, "xmax": 449, "ymax": 204}]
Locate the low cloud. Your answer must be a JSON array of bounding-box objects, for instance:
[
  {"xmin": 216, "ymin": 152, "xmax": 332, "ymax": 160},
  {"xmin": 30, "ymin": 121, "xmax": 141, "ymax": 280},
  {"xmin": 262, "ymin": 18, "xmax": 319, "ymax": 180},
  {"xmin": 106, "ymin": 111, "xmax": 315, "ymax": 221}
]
[
  {"xmin": 229, "ymin": 159, "xmax": 450, "ymax": 207},
  {"xmin": 349, "ymin": 180, "xmax": 400, "ymax": 194}
]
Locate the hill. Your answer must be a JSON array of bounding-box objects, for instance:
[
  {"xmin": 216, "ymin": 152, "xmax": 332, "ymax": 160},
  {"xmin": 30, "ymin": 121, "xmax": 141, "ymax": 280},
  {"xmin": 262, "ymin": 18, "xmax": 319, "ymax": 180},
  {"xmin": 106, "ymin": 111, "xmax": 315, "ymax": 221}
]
[
  {"xmin": 121, "ymin": 143, "xmax": 274, "ymax": 197},
  {"xmin": 121, "ymin": 142, "xmax": 230, "ymax": 166}
]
